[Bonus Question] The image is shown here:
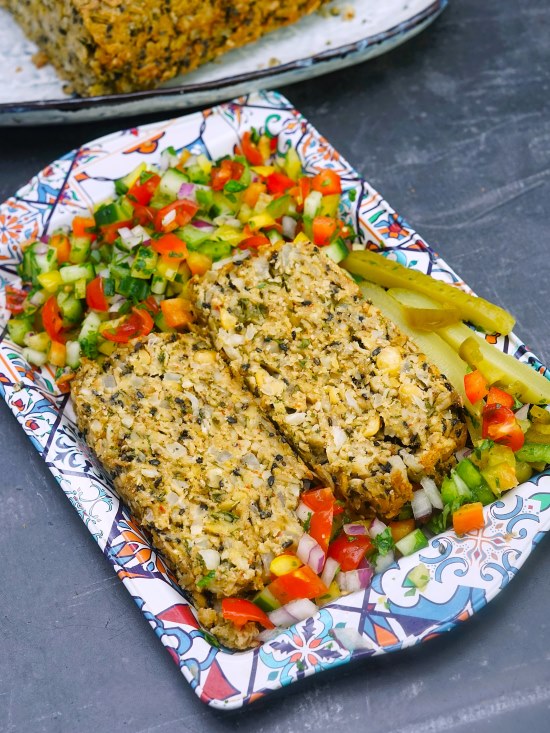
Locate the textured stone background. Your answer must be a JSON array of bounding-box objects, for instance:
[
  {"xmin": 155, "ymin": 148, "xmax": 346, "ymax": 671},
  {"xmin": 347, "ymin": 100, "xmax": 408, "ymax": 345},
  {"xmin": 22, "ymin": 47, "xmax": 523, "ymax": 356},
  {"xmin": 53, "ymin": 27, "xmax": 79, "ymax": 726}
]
[{"xmin": 1, "ymin": 1, "xmax": 550, "ymax": 730}]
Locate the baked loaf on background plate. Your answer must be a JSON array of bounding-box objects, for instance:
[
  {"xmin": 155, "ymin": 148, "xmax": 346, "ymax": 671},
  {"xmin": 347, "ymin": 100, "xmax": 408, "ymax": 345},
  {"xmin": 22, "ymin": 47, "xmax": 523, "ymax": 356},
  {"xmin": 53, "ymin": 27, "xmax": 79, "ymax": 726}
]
[{"xmin": 1, "ymin": 0, "xmax": 325, "ymax": 97}]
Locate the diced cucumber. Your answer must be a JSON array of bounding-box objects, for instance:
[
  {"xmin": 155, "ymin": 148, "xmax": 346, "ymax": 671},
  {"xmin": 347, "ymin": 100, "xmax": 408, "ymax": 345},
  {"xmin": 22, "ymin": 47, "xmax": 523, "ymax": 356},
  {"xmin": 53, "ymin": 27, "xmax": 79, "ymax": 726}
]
[
  {"xmin": 266, "ymin": 194, "xmax": 292, "ymax": 219},
  {"xmin": 94, "ymin": 197, "xmax": 133, "ymax": 227},
  {"xmin": 197, "ymin": 240, "xmax": 232, "ymax": 262},
  {"xmin": 186, "ymin": 164, "xmax": 209, "ymax": 185},
  {"xmin": 114, "ymin": 163, "xmax": 147, "ymax": 196},
  {"xmin": 177, "ymin": 224, "xmax": 212, "ymax": 250},
  {"xmin": 73, "ymin": 278, "xmax": 87, "ymax": 300},
  {"xmin": 57, "ymin": 292, "xmax": 84, "ymax": 324},
  {"xmin": 25, "ymin": 331, "xmax": 51, "ymax": 352},
  {"xmin": 304, "ymin": 190, "xmax": 322, "ymax": 219},
  {"xmin": 253, "ymin": 586, "xmax": 281, "ymax": 613},
  {"xmin": 34, "ymin": 246, "xmax": 58, "ymax": 277},
  {"xmin": 109, "ymin": 262, "xmax": 131, "ymax": 281},
  {"xmin": 440, "ymin": 474, "xmax": 471, "ymax": 505},
  {"xmin": 265, "ymin": 229, "xmax": 283, "ymax": 246},
  {"xmin": 196, "ymin": 188, "xmax": 214, "ymax": 211},
  {"xmin": 151, "ymin": 274, "xmax": 167, "ymax": 295},
  {"xmin": 159, "ymin": 168, "xmax": 189, "ymax": 201},
  {"xmin": 69, "ymin": 235, "xmax": 92, "ymax": 264},
  {"xmin": 79, "ymin": 332, "xmax": 99, "ymax": 359},
  {"xmin": 117, "ymin": 275, "xmax": 150, "ymax": 301},
  {"xmin": 103, "ymin": 277, "xmax": 115, "ymax": 297},
  {"xmin": 408, "ymin": 563, "xmax": 430, "ymax": 589},
  {"xmin": 65, "ymin": 340, "xmax": 81, "ymax": 369},
  {"xmin": 284, "ymin": 147, "xmax": 302, "ymax": 181},
  {"xmin": 22, "ymin": 347, "xmax": 48, "ymax": 366},
  {"xmin": 79, "ymin": 310, "xmax": 102, "ymax": 341},
  {"xmin": 395, "ymin": 528, "xmax": 429, "ymax": 557},
  {"xmin": 131, "ymin": 246, "xmax": 158, "ymax": 279},
  {"xmin": 210, "ymin": 191, "xmax": 239, "ymax": 217},
  {"xmin": 456, "ymin": 459, "xmax": 494, "ymax": 505},
  {"xmin": 59, "ymin": 262, "xmax": 95, "ymax": 283},
  {"xmin": 324, "ymin": 238, "xmax": 349, "ymax": 264},
  {"xmin": 7, "ymin": 317, "xmax": 34, "ymax": 346}
]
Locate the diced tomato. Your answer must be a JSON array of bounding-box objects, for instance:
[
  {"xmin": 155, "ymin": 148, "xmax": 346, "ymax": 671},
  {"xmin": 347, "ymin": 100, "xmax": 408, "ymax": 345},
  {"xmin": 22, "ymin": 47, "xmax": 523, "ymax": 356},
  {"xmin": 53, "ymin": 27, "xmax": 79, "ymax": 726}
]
[
  {"xmin": 50, "ymin": 232, "xmax": 71, "ymax": 264},
  {"xmin": 309, "ymin": 507, "xmax": 333, "ymax": 553},
  {"xmin": 486, "ymin": 386, "xmax": 515, "ymax": 409},
  {"xmin": 132, "ymin": 205, "xmax": 155, "ymax": 228},
  {"xmin": 389, "ymin": 519, "xmax": 416, "ymax": 543},
  {"xmin": 238, "ymin": 234, "xmax": 270, "ymax": 250},
  {"xmin": 241, "ymin": 131, "xmax": 264, "ymax": 165},
  {"xmin": 301, "ymin": 487, "xmax": 336, "ymax": 512},
  {"xmin": 100, "ymin": 219, "xmax": 133, "ymax": 245},
  {"xmin": 299, "ymin": 177, "xmax": 311, "ymax": 205},
  {"xmin": 151, "ymin": 233, "xmax": 188, "ymax": 258},
  {"xmin": 42, "ymin": 295, "xmax": 64, "ymax": 342},
  {"xmin": 221, "ymin": 598, "xmax": 274, "ymax": 629},
  {"xmin": 143, "ymin": 295, "xmax": 160, "ymax": 314},
  {"xmin": 154, "ymin": 199, "xmax": 199, "ymax": 233},
  {"xmin": 160, "ymin": 298, "xmax": 194, "ymax": 329},
  {"xmin": 5, "ymin": 285, "xmax": 27, "ymax": 315},
  {"xmin": 312, "ymin": 216, "xmax": 338, "ymax": 246},
  {"xmin": 311, "ymin": 169, "xmax": 342, "ymax": 196},
  {"xmin": 127, "ymin": 174, "xmax": 161, "ymax": 206},
  {"xmin": 269, "ymin": 135, "xmax": 278, "ymax": 152},
  {"xmin": 464, "ymin": 369, "xmax": 489, "ymax": 404},
  {"xmin": 72, "ymin": 216, "xmax": 96, "ymax": 240},
  {"xmin": 327, "ymin": 534, "xmax": 372, "ymax": 571},
  {"xmin": 210, "ymin": 159, "xmax": 245, "ymax": 191},
  {"xmin": 268, "ymin": 565, "xmax": 328, "ymax": 604},
  {"xmin": 103, "ymin": 307, "xmax": 153, "ymax": 343},
  {"xmin": 482, "ymin": 404, "xmax": 525, "ymax": 451},
  {"xmin": 86, "ymin": 277, "xmax": 108, "ymax": 312},
  {"xmin": 266, "ymin": 171, "xmax": 295, "ymax": 195}
]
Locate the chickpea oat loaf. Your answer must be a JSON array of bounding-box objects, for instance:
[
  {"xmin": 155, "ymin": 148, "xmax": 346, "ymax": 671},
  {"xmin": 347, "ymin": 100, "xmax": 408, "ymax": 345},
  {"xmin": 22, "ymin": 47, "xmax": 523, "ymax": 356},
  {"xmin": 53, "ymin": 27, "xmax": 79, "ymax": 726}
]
[
  {"xmin": 71, "ymin": 331, "xmax": 311, "ymax": 649},
  {"xmin": 1, "ymin": 0, "xmax": 326, "ymax": 97},
  {"xmin": 192, "ymin": 241, "xmax": 467, "ymax": 519}
]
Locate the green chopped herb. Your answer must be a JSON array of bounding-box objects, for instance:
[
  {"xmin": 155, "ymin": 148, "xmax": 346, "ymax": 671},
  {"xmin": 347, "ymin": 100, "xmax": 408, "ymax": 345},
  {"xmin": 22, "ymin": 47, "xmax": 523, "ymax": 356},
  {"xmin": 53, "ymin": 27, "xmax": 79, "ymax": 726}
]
[
  {"xmin": 197, "ymin": 570, "xmax": 215, "ymax": 588},
  {"xmin": 303, "ymin": 512, "xmax": 312, "ymax": 533},
  {"xmin": 372, "ymin": 526, "xmax": 395, "ymax": 556}
]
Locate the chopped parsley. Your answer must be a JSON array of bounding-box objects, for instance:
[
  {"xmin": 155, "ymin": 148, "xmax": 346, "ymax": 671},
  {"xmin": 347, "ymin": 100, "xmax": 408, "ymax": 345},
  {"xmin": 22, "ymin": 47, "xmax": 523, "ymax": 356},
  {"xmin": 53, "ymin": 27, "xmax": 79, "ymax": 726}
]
[
  {"xmin": 372, "ymin": 527, "xmax": 395, "ymax": 556},
  {"xmin": 197, "ymin": 570, "xmax": 215, "ymax": 588}
]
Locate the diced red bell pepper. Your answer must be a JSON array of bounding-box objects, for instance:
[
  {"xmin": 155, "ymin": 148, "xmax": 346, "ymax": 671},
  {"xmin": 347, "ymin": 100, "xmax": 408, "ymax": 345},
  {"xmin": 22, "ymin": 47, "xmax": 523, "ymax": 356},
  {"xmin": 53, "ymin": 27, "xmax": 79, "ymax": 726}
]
[
  {"xmin": 238, "ymin": 235, "xmax": 270, "ymax": 250},
  {"xmin": 86, "ymin": 277, "xmax": 108, "ymax": 312},
  {"xmin": 464, "ymin": 369, "xmax": 489, "ymax": 404},
  {"xmin": 266, "ymin": 171, "xmax": 295, "ymax": 195},
  {"xmin": 311, "ymin": 169, "xmax": 342, "ymax": 196},
  {"xmin": 486, "ymin": 386, "xmax": 515, "ymax": 409},
  {"xmin": 312, "ymin": 216, "xmax": 338, "ymax": 246},
  {"xmin": 127, "ymin": 174, "xmax": 161, "ymax": 206},
  {"xmin": 482, "ymin": 404, "xmax": 525, "ymax": 451},
  {"xmin": 327, "ymin": 534, "xmax": 372, "ymax": 571},
  {"xmin": 268, "ymin": 565, "xmax": 328, "ymax": 605},
  {"xmin": 154, "ymin": 199, "xmax": 198, "ymax": 233},
  {"xmin": 42, "ymin": 295, "xmax": 64, "ymax": 342},
  {"xmin": 5, "ymin": 285, "xmax": 27, "ymax": 315},
  {"xmin": 222, "ymin": 598, "xmax": 274, "ymax": 629},
  {"xmin": 151, "ymin": 232, "xmax": 188, "ymax": 258},
  {"xmin": 241, "ymin": 131, "xmax": 264, "ymax": 165}
]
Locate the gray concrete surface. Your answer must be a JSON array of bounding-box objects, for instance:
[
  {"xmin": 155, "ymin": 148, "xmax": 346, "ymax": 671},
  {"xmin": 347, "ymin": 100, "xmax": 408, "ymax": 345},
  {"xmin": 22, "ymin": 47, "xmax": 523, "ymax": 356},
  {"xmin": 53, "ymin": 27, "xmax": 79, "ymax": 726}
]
[{"xmin": 1, "ymin": 0, "xmax": 550, "ymax": 730}]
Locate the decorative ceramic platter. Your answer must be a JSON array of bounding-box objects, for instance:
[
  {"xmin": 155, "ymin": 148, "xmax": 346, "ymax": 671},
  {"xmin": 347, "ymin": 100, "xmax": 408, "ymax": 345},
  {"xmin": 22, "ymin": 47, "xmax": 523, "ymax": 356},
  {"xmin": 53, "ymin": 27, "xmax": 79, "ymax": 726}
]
[
  {"xmin": 1, "ymin": 91, "xmax": 549, "ymax": 709},
  {"xmin": 0, "ymin": 0, "xmax": 447, "ymax": 125}
]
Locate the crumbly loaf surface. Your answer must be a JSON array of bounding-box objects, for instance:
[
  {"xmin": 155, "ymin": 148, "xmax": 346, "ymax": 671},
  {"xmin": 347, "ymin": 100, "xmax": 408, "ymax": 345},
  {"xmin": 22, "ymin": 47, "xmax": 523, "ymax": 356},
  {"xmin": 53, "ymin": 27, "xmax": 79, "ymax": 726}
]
[
  {"xmin": 71, "ymin": 332, "xmax": 310, "ymax": 648},
  {"xmin": 192, "ymin": 242, "xmax": 467, "ymax": 519},
  {"xmin": 3, "ymin": 0, "xmax": 325, "ymax": 96}
]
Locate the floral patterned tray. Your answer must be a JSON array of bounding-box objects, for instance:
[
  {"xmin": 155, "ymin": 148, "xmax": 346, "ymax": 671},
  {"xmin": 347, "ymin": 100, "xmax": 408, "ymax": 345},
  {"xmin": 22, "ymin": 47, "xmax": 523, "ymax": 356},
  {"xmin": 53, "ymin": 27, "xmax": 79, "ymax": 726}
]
[{"xmin": 1, "ymin": 91, "xmax": 549, "ymax": 709}]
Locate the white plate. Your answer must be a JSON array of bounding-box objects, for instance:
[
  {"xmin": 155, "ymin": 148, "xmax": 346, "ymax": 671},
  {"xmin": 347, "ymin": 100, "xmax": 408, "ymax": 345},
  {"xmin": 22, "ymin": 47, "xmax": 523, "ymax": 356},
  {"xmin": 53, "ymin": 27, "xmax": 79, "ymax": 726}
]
[{"xmin": 0, "ymin": 0, "xmax": 447, "ymax": 125}]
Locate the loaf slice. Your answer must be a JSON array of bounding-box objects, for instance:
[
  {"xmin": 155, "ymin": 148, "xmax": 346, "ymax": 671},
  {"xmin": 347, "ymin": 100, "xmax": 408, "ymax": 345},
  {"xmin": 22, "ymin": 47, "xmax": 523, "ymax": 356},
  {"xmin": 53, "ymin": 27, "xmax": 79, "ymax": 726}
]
[{"xmin": 2, "ymin": 0, "xmax": 325, "ymax": 97}]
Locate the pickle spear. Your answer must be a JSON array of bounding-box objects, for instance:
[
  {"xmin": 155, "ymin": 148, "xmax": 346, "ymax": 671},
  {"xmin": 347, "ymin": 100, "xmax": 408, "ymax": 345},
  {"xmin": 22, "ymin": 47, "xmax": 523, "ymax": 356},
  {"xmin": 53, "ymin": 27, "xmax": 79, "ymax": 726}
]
[
  {"xmin": 389, "ymin": 288, "xmax": 550, "ymax": 406},
  {"xmin": 343, "ymin": 250, "xmax": 515, "ymax": 335}
]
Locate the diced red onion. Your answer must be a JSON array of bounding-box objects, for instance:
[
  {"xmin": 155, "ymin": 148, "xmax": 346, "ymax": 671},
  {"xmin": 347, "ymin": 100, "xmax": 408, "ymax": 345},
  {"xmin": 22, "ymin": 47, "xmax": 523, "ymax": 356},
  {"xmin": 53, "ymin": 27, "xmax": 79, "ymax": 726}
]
[
  {"xmin": 337, "ymin": 566, "xmax": 373, "ymax": 593},
  {"xmin": 321, "ymin": 557, "xmax": 340, "ymax": 588},
  {"xmin": 296, "ymin": 501, "xmax": 312, "ymax": 522},
  {"xmin": 178, "ymin": 182, "xmax": 196, "ymax": 200},
  {"xmin": 455, "ymin": 447, "xmax": 472, "ymax": 461},
  {"xmin": 420, "ymin": 477, "xmax": 444, "ymax": 510},
  {"xmin": 109, "ymin": 294, "xmax": 127, "ymax": 314},
  {"xmin": 282, "ymin": 215, "xmax": 297, "ymax": 240},
  {"xmin": 357, "ymin": 555, "xmax": 372, "ymax": 570},
  {"xmin": 297, "ymin": 533, "xmax": 325, "ymax": 575},
  {"xmin": 39, "ymin": 234, "xmax": 50, "ymax": 244},
  {"xmin": 374, "ymin": 550, "xmax": 395, "ymax": 574},
  {"xmin": 344, "ymin": 523, "xmax": 368, "ymax": 536},
  {"xmin": 368, "ymin": 518, "xmax": 387, "ymax": 539},
  {"xmin": 268, "ymin": 598, "xmax": 318, "ymax": 628},
  {"xmin": 192, "ymin": 219, "xmax": 215, "ymax": 231},
  {"xmin": 411, "ymin": 488, "xmax": 432, "ymax": 521},
  {"xmin": 32, "ymin": 243, "xmax": 49, "ymax": 256},
  {"xmin": 515, "ymin": 403, "xmax": 531, "ymax": 420}
]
